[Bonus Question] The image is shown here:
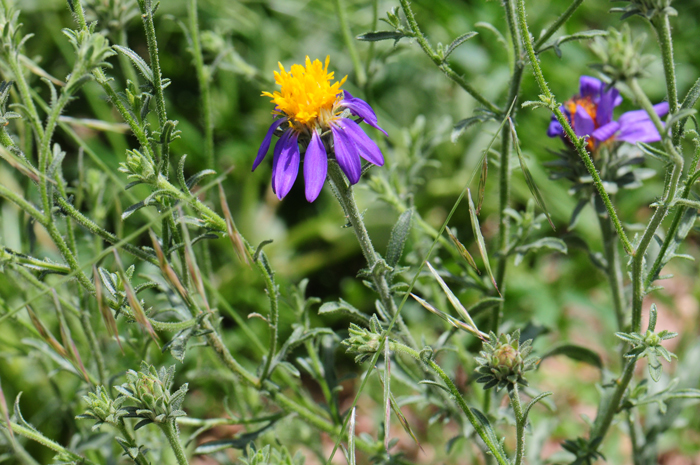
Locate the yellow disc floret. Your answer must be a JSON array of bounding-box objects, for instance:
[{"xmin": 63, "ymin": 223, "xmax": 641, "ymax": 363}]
[{"xmin": 262, "ymin": 56, "xmax": 347, "ymax": 128}]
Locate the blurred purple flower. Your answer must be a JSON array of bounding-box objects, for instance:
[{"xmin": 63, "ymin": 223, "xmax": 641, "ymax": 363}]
[{"xmin": 547, "ymin": 76, "xmax": 669, "ymax": 150}]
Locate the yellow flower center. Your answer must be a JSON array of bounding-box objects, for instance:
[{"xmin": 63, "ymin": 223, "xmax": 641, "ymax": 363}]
[{"xmin": 262, "ymin": 56, "xmax": 347, "ymax": 129}]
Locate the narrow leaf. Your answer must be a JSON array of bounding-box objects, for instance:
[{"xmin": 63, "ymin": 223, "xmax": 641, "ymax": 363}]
[
  {"xmin": 149, "ymin": 230, "xmax": 190, "ymax": 305},
  {"xmin": 113, "ymin": 45, "xmax": 154, "ymax": 83},
  {"xmin": 446, "ymin": 227, "xmax": 479, "ymax": 272},
  {"xmin": 356, "ymin": 31, "xmax": 406, "ymax": 42},
  {"xmin": 219, "ymin": 183, "xmax": 250, "ymax": 264},
  {"xmin": 539, "ymin": 343, "xmax": 603, "ymax": 370},
  {"xmin": 386, "ymin": 209, "xmax": 413, "ymax": 267},
  {"xmin": 510, "ymin": 120, "xmax": 555, "ymax": 230},
  {"xmin": 411, "ymin": 293, "xmax": 483, "ymax": 337},
  {"xmin": 467, "ymin": 189, "xmax": 500, "ymax": 295},
  {"xmin": 114, "ymin": 252, "xmax": 159, "ymax": 347},
  {"xmin": 443, "ymin": 32, "xmax": 478, "ymax": 61},
  {"xmin": 94, "ymin": 266, "xmax": 123, "ymax": 353}
]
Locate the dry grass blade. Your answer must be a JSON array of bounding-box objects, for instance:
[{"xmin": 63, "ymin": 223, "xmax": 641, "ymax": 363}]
[
  {"xmin": 477, "ymin": 154, "xmax": 488, "ymax": 214},
  {"xmin": 219, "ymin": 183, "xmax": 251, "ymax": 265},
  {"xmin": 52, "ymin": 291, "xmax": 90, "ymax": 383},
  {"xmin": 149, "ymin": 230, "xmax": 191, "ymax": 305},
  {"xmin": 410, "ymin": 292, "xmax": 486, "ymax": 339},
  {"xmin": 375, "ymin": 366, "xmax": 423, "ymax": 452},
  {"xmin": 0, "ymin": 145, "xmax": 41, "ymax": 182},
  {"xmin": 179, "ymin": 210, "xmax": 209, "ymax": 313},
  {"xmin": 510, "ymin": 119, "xmax": 555, "ymax": 230},
  {"xmin": 25, "ymin": 304, "xmax": 67, "ymax": 357},
  {"xmin": 114, "ymin": 251, "xmax": 160, "ymax": 347},
  {"xmin": 467, "ymin": 189, "xmax": 501, "ymax": 295},
  {"xmin": 446, "ymin": 227, "xmax": 479, "ymax": 273},
  {"xmin": 425, "ymin": 262, "xmax": 487, "ymax": 332},
  {"xmin": 93, "ymin": 265, "xmax": 123, "ymax": 354}
]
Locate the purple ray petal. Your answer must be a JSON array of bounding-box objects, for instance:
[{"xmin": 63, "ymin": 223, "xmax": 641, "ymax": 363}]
[
  {"xmin": 618, "ymin": 102, "xmax": 669, "ymax": 127},
  {"xmin": 304, "ymin": 131, "xmax": 328, "ymax": 202},
  {"xmin": 592, "ymin": 121, "xmax": 620, "ymax": 143},
  {"xmin": 653, "ymin": 101, "xmax": 670, "ymax": 117},
  {"xmin": 597, "ymin": 86, "xmax": 619, "ymax": 127},
  {"xmin": 253, "ymin": 118, "xmax": 287, "ymax": 171},
  {"xmin": 331, "ymin": 123, "xmax": 362, "ymax": 184},
  {"xmin": 337, "ymin": 118, "xmax": 384, "ymax": 166},
  {"xmin": 270, "ymin": 129, "xmax": 292, "ymax": 194},
  {"xmin": 341, "ymin": 91, "xmax": 388, "ymax": 136},
  {"xmin": 579, "ymin": 76, "xmax": 603, "ymax": 99},
  {"xmin": 574, "ymin": 105, "xmax": 595, "ymax": 138},
  {"xmin": 547, "ymin": 118, "xmax": 564, "ymax": 138},
  {"xmin": 617, "ymin": 120, "xmax": 662, "ymax": 144},
  {"xmin": 273, "ymin": 131, "xmax": 300, "ymax": 199}
]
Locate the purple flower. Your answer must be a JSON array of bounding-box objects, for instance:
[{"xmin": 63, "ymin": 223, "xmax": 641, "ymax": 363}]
[
  {"xmin": 547, "ymin": 76, "xmax": 669, "ymax": 150},
  {"xmin": 253, "ymin": 57, "xmax": 386, "ymax": 202}
]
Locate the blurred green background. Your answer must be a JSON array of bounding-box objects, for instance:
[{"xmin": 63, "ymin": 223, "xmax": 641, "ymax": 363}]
[{"xmin": 1, "ymin": 0, "xmax": 700, "ymax": 463}]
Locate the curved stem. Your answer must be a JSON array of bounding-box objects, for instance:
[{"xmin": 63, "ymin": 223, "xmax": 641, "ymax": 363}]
[
  {"xmin": 533, "ymin": 0, "xmax": 585, "ymax": 50},
  {"xmin": 398, "ymin": 0, "xmax": 501, "ymax": 114}
]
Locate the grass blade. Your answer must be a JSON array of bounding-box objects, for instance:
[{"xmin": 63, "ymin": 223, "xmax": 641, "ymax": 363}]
[
  {"xmin": 93, "ymin": 265, "xmax": 123, "ymax": 354},
  {"xmin": 467, "ymin": 189, "xmax": 501, "ymax": 295},
  {"xmin": 446, "ymin": 227, "xmax": 479, "ymax": 273}
]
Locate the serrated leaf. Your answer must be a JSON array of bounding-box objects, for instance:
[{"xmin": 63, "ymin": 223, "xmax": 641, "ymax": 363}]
[
  {"xmin": 386, "ymin": 209, "xmax": 413, "ymax": 267},
  {"xmin": 539, "ymin": 343, "xmax": 603, "ymax": 370}
]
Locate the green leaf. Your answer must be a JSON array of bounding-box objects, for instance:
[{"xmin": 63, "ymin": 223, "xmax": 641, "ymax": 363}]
[
  {"xmin": 356, "ymin": 31, "xmax": 406, "ymax": 44},
  {"xmin": 318, "ymin": 299, "xmax": 370, "ymax": 326},
  {"xmin": 446, "ymin": 227, "xmax": 479, "ymax": 272},
  {"xmin": 510, "ymin": 121, "xmax": 555, "ymax": 230},
  {"xmin": 523, "ymin": 391, "xmax": 553, "ymax": 424},
  {"xmin": 443, "ymin": 32, "xmax": 478, "ymax": 61},
  {"xmin": 539, "ymin": 344, "xmax": 603, "ymax": 370},
  {"xmin": 425, "ymin": 262, "xmax": 485, "ymax": 337},
  {"xmin": 193, "ymin": 422, "xmax": 276, "ymax": 454},
  {"xmin": 467, "ymin": 189, "xmax": 500, "ymax": 295},
  {"xmin": 513, "ymin": 237, "xmax": 568, "ymax": 265},
  {"xmin": 386, "ymin": 209, "xmax": 413, "ymax": 267},
  {"xmin": 113, "ymin": 45, "xmax": 154, "ymax": 83}
]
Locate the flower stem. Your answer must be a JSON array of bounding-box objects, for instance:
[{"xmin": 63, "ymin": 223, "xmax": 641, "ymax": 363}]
[
  {"xmin": 597, "ymin": 210, "xmax": 626, "ymax": 332},
  {"xmin": 327, "ymin": 162, "xmax": 417, "ymax": 350},
  {"xmin": 652, "ymin": 14, "xmax": 679, "ymax": 144},
  {"xmin": 515, "ymin": 0, "xmax": 633, "ymax": 255},
  {"xmin": 160, "ymin": 421, "xmax": 189, "ymax": 465},
  {"xmin": 510, "ymin": 384, "xmax": 526, "ymax": 465},
  {"xmin": 116, "ymin": 420, "xmax": 149, "ymax": 465},
  {"xmin": 7, "ymin": 421, "xmax": 93, "ymax": 464},
  {"xmin": 136, "ymin": 0, "xmax": 168, "ymax": 133}
]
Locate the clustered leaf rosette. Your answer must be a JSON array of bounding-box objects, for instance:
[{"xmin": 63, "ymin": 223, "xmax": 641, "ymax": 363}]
[
  {"xmin": 611, "ymin": 0, "xmax": 677, "ymax": 21},
  {"xmin": 76, "ymin": 386, "xmax": 128, "ymax": 431},
  {"xmin": 253, "ymin": 56, "xmax": 386, "ymax": 202},
  {"xmin": 114, "ymin": 363, "xmax": 188, "ymax": 429},
  {"xmin": 475, "ymin": 330, "xmax": 538, "ymax": 392},
  {"xmin": 342, "ymin": 316, "xmax": 383, "ymax": 363}
]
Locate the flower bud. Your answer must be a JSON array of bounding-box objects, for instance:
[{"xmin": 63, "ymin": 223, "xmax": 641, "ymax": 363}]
[{"xmin": 475, "ymin": 330, "xmax": 538, "ymax": 392}]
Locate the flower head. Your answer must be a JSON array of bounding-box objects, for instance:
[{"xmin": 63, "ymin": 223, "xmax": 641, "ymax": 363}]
[
  {"xmin": 253, "ymin": 56, "xmax": 386, "ymax": 202},
  {"xmin": 547, "ymin": 76, "xmax": 668, "ymax": 151}
]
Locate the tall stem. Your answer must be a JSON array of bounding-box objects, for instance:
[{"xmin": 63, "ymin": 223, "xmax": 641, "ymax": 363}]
[
  {"xmin": 187, "ymin": 0, "xmax": 215, "ymax": 169},
  {"xmin": 510, "ymin": 384, "xmax": 526, "ymax": 465},
  {"xmin": 327, "ymin": 162, "xmax": 417, "ymax": 349},
  {"xmin": 652, "ymin": 15, "xmax": 679, "ymax": 144},
  {"xmin": 597, "ymin": 210, "xmax": 626, "ymax": 332},
  {"xmin": 515, "ymin": 0, "xmax": 633, "ymax": 254}
]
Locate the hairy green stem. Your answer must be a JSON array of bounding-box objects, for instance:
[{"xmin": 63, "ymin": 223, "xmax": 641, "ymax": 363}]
[
  {"xmin": 398, "ymin": 0, "xmax": 501, "ymax": 114},
  {"xmin": 137, "ymin": 0, "xmax": 168, "ymax": 133},
  {"xmin": 160, "ymin": 421, "xmax": 189, "ymax": 465},
  {"xmin": 117, "ymin": 420, "xmax": 149, "ymax": 465},
  {"xmin": 590, "ymin": 360, "xmax": 634, "ymax": 442},
  {"xmin": 533, "ymin": 0, "xmax": 585, "ymax": 50},
  {"xmin": 652, "ymin": 14, "xmax": 679, "ymax": 144},
  {"xmin": 515, "ymin": 0, "xmax": 633, "ymax": 255},
  {"xmin": 6, "ymin": 421, "xmax": 93, "ymax": 464},
  {"xmin": 327, "ymin": 162, "xmax": 417, "ymax": 350},
  {"xmin": 334, "ymin": 0, "xmax": 366, "ymax": 86},
  {"xmin": 510, "ymin": 384, "xmax": 526, "ymax": 465},
  {"xmin": 598, "ymin": 212, "xmax": 626, "ymax": 331}
]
